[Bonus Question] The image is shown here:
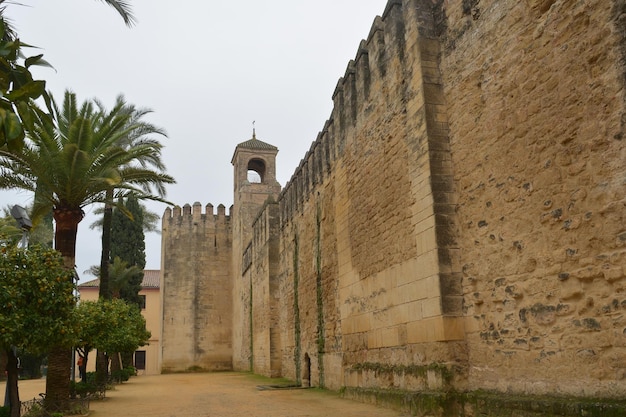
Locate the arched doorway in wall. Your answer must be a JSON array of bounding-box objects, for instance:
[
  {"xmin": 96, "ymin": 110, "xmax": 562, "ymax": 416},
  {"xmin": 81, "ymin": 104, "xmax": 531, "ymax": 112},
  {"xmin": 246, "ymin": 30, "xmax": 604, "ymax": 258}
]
[
  {"xmin": 247, "ymin": 158, "xmax": 266, "ymax": 183},
  {"xmin": 303, "ymin": 353, "xmax": 311, "ymax": 387}
]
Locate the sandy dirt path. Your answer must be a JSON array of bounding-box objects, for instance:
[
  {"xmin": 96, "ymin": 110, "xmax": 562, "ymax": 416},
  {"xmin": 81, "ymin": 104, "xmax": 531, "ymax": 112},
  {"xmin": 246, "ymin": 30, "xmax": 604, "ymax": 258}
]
[{"xmin": 6, "ymin": 373, "xmax": 408, "ymax": 417}]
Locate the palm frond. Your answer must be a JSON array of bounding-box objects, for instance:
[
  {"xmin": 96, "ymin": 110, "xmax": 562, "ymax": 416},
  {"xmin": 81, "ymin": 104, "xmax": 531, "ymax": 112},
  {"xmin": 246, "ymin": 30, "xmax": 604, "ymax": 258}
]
[
  {"xmin": 2, "ymin": 88, "xmax": 174, "ymax": 226},
  {"xmin": 98, "ymin": 0, "xmax": 136, "ymax": 27}
]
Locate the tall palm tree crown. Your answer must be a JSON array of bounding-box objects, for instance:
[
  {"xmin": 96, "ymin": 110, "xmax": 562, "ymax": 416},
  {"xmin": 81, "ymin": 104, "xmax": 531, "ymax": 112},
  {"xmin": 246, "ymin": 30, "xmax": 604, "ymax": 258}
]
[{"xmin": 0, "ymin": 91, "xmax": 173, "ymax": 223}]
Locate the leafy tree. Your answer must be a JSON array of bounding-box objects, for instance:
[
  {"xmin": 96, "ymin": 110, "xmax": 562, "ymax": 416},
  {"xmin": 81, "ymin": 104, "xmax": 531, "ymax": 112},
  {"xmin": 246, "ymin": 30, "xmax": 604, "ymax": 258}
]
[
  {"xmin": 0, "ymin": 0, "xmax": 135, "ymax": 149},
  {"xmin": 0, "ymin": 90, "xmax": 174, "ymax": 410},
  {"xmin": 89, "ymin": 194, "xmax": 155, "ymax": 305},
  {"xmin": 0, "ymin": 0, "xmax": 135, "ymax": 154},
  {"xmin": 0, "ymin": 16, "xmax": 52, "ymax": 152},
  {"xmin": 111, "ymin": 195, "xmax": 146, "ymax": 307},
  {"xmin": 89, "ymin": 197, "xmax": 160, "ymax": 302},
  {"xmin": 15, "ymin": 349, "xmax": 46, "ymax": 380},
  {"xmin": 84, "ymin": 256, "xmax": 144, "ymax": 373},
  {"xmin": 0, "ymin": 245, "xmax": 76, "ymax": 417},
  {"xmin": 0, "ymin": 214, "xmax": 22, "ymax": 244},
  {"xmin": 111, "ymin": 195, "xmax": 145, "ymax": 269},
  {"xmin": 110, "ymin": 257, "xmax": 143, "ymax": 305},
  {"xmin": 73, "ymin": 299, "xmax": 150, "ymax": 383}
]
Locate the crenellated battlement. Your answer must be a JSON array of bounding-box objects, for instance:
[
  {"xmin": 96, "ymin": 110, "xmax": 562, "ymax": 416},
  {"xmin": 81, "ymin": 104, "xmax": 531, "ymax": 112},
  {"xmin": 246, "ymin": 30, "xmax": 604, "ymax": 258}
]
[
  {"xmin": 279, "ymin": 0, "xmax": 439, "ymax": 225},
  {"xmin": 162, "ymin": 202, "xmax": 232, "ymax": 226}
]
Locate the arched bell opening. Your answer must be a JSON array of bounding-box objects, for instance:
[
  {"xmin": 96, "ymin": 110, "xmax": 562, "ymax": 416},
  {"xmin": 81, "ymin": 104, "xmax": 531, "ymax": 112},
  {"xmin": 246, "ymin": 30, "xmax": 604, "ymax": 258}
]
[{"xmin": 247, "ymin": 158, "xmax": 266, "ymax": 183}]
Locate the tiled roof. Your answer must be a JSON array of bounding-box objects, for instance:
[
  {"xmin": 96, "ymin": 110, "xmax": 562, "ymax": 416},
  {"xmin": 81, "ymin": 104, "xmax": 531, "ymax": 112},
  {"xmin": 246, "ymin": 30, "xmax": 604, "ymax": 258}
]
[
  {"xmin": 78, "ymin": 270, "xmax": 160, "ymax": 289},
  {"xmin": 78, "ymin": 278, "xmax": 100, "ymax": 288},
  {"xmin": 142, "ymin": 270, "xmax": 160, "ymax": 288},
  {"xmin": 236, "ymin": 136, "xmax": 277, "ymax": 151}
]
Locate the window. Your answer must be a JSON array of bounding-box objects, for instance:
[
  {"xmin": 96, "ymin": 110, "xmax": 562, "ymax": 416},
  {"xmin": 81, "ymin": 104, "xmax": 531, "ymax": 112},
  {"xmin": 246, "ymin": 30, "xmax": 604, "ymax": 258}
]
[
  {"xmin": 135, "ymin": 350, "xmax": 146, "ymax": 370},
  {"xmin": 139, "ymin": 295, "xmax": 146, "ymax": 310},
  {"xmin": 247, "ymin": 158, "xmax": 266, "ymax": 183}
]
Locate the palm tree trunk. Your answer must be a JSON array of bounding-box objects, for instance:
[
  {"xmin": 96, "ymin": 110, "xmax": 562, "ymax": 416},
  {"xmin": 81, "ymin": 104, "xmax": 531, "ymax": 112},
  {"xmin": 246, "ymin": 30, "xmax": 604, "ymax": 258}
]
[
  {"xmin": 6, "ymin": 348, "xmax": 20, "ymax": 417},
  {"xmin": 45, "ymin": 347, "xmax": 71, "ymax": 413},
  {"xmin": 52, "ymin": 208, "xmax": 83, "ymax": 266},
  {"xmin": 46, "ymin": 208, "xmax": 83, "ymax": 412}
]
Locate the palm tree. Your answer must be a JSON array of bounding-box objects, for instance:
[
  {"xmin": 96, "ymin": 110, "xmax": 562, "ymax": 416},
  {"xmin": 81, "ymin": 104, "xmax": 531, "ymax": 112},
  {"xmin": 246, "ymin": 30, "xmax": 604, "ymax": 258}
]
[
  {"xmin": 83, "ymin": 95, "xmax": 170, "ymax": 386},
  {"xmin": 85, "ymin": 257, "xmax": 144, "ymax": 299},
  {"xmin": 0, "ymin": 90, "xmax": 174, "ymax": 410},
  {"xmin": 90, "ymin": 96, "xmax": 168, "ymax": 300}
]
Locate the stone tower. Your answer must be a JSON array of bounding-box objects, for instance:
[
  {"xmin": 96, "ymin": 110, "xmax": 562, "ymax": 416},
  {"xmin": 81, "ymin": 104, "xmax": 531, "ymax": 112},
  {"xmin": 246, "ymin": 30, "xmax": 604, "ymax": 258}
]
[
  {"xmin": 230, "ymin": 131, "xmax": 281, "ymax": 370},
  {"xmin": 160, "ymin": 202, "xmax": 233, "ymax": 372},
  {"xmin": 231, "ymin": 130, "xmax": 281, "ymax": 237}
]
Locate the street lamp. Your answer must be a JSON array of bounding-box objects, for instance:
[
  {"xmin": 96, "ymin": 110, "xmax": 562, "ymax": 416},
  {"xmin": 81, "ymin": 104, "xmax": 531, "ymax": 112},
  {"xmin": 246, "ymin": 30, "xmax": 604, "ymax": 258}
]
[{"xmin": 10, "ymin": 205, "xmax": 31, "ymax": 248}]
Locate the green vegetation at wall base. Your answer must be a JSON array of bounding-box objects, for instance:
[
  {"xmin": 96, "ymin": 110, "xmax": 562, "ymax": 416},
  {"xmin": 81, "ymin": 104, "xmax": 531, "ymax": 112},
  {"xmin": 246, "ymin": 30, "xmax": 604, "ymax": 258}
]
[
  {"xmin": 342, "ymin": 387, "xmax": 626, "ymax": 417},
  {"xmin": 465, "ymin": 390, "xmax": 626, "ymax": 417}
]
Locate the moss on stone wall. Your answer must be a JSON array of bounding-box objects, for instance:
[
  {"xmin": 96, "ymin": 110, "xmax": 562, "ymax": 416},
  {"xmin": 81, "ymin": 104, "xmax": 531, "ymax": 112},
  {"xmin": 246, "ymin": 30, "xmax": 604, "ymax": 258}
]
[
  {"xmin": 342, "ymin": 387, "xmax": 460, "ymax": 416},
  {"xmin": 465, "ymin": 391, "xmax": 626, "ymax": 417},
  {"xmin": 248, "ymin": 275, "xmax": 253, "ymax": 371},
  {"xmin": 342, "ymin": 387, "xmax": 626, "ymax": 417},
  {"xmin": 315, "ymin": 203, "xmax": 325, "ymax": 388},
  {"xmin": 348, "ymin": 362, "xmax": 455, "ymax": 387},
  {"xmin": 292, "ymin": 233, "xmax": 301, "ymax": 383}
]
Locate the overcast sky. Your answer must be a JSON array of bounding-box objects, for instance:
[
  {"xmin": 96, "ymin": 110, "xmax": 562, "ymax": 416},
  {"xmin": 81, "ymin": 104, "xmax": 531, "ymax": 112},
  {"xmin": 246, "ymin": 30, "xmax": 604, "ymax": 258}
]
[{"xmin": 1, "ymin": 0, "xmax": 387, "ymax": 281}]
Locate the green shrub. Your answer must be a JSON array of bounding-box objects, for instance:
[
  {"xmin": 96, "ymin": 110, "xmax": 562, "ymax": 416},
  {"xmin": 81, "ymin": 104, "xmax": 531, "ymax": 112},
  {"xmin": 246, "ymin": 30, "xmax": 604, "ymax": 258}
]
[
  {"xmin": 0, "ymin": 406, "xmax": 9, "ymax": 417},
  {"xmin": 111, "ymin": 365, "xmax": 136, "ymax": 383},
  {"xmin": 70, "ymin": 377, "xmax": 100, "ymax": 398}
]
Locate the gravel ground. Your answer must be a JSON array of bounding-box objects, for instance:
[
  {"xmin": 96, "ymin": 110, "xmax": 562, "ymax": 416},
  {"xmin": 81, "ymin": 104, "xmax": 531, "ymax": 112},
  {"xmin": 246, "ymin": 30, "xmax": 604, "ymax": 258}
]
[{"xmin": 7, "ymin": 372, "xmax": 408, "ymax": 417}]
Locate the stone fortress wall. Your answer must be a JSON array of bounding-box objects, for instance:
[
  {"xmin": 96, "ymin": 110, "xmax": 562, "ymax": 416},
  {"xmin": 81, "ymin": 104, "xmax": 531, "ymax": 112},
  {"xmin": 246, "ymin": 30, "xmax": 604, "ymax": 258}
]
[
  {"xmin": 267, "ymin": 0, "xmax": 467, "ymax": 393},
  {"xmin": 162, "ymin": 0, "xmax": 626, "ymax": 414},
  {"xmin": 442, "ymin": 0, "xmax": 626, "ymax": 398}
]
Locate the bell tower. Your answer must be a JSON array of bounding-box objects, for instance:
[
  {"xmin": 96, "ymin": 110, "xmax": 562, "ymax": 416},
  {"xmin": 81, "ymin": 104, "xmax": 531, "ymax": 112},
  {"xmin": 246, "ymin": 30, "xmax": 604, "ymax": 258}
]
[
  {"xmin": 231, "ymin": 129, "xmax": 281, "ymax": 370},
  {"xmin": 231, "ymin": 129, "xmax": 281, "ymax": 248},
  {"xmin": 232, "ymin": 129, "xmax": 280, "ymax": 208}
]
